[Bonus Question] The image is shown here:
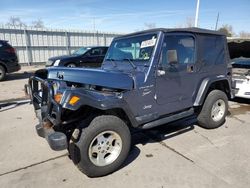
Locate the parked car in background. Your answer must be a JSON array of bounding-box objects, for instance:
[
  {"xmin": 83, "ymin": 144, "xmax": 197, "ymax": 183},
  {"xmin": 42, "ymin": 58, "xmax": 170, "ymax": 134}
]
[
  {"xmin": 231, "ymin": 58, "xmax": 250, "ymax": 99},
  {"xmin": 46, "ymin": 46, "xmax": 108, "ymax": 68},
  {"xmin": 0, "ymin": 40, "xmax": 20, "ymax": 81}
]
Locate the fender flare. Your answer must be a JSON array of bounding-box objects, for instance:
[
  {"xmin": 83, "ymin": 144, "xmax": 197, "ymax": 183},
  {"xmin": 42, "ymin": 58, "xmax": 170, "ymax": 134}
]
[
  {"xmin": 194, "ymin": 76, "xmax": 231, "ymax": 106},
  {"xmin": 62, "ymin": 90, "xmax": 139, "ymax": 127}
]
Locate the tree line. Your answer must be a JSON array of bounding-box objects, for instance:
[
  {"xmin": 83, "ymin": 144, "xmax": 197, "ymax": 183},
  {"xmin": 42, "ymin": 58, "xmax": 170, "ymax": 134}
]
[
  {"xmin": 4, "ymin": 16, "xmax": 250, "ymax": 38},
  {"xmin": 5, "ymin": 16, "xmax": 45, "ymax": 29}
]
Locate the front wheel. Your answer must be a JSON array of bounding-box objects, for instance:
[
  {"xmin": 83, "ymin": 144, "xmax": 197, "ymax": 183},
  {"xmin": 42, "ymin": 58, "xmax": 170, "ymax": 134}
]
[
  {"xmin": 197, "ymin": 90, "xmax": 228, "ymax": 129},
  {"xmin": 73, "ymin": 115, "xmax": 131, "ymax": 177}
]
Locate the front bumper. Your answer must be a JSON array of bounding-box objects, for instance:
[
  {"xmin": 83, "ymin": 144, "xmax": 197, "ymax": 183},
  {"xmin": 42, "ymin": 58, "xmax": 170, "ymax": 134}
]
[
  {"xmin": 29, "ymin": 76, "xmax": 67, "ymax": 150},
  {"xmin": 35, "ymin": 118, "xmax": 67, "ymax": 151}
]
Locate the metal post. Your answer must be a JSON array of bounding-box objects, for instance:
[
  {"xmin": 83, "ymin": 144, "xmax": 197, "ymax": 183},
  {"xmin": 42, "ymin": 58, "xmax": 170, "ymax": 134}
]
[
  {"xmin": 65, "ymin": 31, "xmax": 70, "ymax": 55},
  {"xmin": 96, "ymin": 31, "xmax": 99, "ymax": 45},
  {"xmin": 24, "ymin": 29, "xmax": 32, "ymax": 65},
  {"xmin": 195, "ymin": 0, "xmax": 200, "ymax": 27},
  {"xmin": 103, "ymin": 34, "xmax": 106, "ymax": 46},
  {"xmin": 93, "ymin": 18, "xmax": 96, "ymax": 45}
]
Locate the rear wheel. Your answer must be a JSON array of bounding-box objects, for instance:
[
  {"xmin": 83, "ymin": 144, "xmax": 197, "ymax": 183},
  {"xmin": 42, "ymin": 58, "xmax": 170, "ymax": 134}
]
[
  {"xmin": 66, "ymin": 63, "xmax": 76, "ymax": 68},
  {"xmin": 197, "ymin": 90, "xmax": 228, "ymax": 129},
  {"xmin": 73, "ymin": 115, "xmax": 131, "ymax": 177},
  {"xmin": 0, "ymin": 65, "xmax": 6, "ymax": 81}
]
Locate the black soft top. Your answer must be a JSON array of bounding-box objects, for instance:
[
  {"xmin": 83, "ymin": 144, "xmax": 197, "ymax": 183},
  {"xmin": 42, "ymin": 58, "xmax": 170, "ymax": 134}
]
[{"xmin": 116, "ymin": 28, "xmax": 225, "ymax": 39}]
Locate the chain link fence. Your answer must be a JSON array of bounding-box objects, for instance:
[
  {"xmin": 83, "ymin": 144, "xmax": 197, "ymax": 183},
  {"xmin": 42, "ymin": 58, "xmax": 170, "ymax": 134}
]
[{"xmin": 0, "ymin": 25, "xmax": 121, "ymax": 65}]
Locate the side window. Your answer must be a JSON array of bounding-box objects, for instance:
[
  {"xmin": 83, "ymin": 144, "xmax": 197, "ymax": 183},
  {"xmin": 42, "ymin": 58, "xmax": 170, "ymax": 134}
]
[
  {"xmin": 90, "ymin": 48, "xmax": 101, "ymax": 56},
  {"xmin": 161, "ymin": 35, "xmax": 195, "ymax": 67},
  {"xmin": 101, "ymin": 48, "xmax": 108, "ymax": 55}
]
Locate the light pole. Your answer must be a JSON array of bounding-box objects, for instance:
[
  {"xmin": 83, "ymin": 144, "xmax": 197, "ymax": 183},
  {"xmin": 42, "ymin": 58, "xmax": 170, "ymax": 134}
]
[{"xmin": 195, "ymin": 0, "xmax": 200, "ymax": 27}]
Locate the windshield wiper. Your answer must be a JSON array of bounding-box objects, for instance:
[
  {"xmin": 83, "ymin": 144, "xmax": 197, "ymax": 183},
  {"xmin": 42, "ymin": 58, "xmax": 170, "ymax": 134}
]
[
  {"xmin": 106, "ymin": 58, "xmax": 117, "ymax": 67},
  {"xmin": 123, "ymin": 58, "xmax": 137, "ymax": 69}
]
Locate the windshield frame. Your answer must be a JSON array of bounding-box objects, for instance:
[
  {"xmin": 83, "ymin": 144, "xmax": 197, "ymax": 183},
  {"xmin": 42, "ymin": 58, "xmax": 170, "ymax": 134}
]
[{"xmin": 104, "ymin": 32, "xmax": 160, "ymax": 65}]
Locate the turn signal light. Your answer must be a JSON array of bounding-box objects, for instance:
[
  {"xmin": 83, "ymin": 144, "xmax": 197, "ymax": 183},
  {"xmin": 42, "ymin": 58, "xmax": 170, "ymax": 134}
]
[
  {"xmin": 54, "ymin": 93, "xmax": 63, "ymax": 103},
  {"xmin": 69, "ymin": 96, "xmax": 80, "ymax": 105}
]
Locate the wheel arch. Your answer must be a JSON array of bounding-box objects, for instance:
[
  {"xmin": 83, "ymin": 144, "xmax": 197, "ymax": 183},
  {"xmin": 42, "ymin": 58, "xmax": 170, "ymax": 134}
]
[
  {"xmin": 194, "ymin": 77, "xmax": 231, "ymax": 106},
  {"xmin": 73, "ymin": 104, "xmax": 137, "ymax": 129}
]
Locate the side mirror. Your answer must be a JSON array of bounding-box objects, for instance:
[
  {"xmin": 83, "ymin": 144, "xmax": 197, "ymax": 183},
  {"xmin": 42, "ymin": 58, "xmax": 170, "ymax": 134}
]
[{"xmin": 167, "ymin": 50, "xmax": 178, "ymax": 65}]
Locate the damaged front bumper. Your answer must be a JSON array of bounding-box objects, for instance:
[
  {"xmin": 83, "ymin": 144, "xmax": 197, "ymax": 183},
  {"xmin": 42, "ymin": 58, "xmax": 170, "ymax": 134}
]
[{"xmin": 28, "ymin": 76, "xmax": 67, "ymax": 151}]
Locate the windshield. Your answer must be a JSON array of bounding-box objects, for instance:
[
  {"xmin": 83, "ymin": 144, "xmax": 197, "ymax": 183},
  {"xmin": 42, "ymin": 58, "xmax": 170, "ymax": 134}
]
[
  {"xmin": 105, "ymin": 33, "xmax": 158, "ymax": 63},
  {"xmin": 72, "ymin": 47, "xmax": 90, "ymax": 55}
]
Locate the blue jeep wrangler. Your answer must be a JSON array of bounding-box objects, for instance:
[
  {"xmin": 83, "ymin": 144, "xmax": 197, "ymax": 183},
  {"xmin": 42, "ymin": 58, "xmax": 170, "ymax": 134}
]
[{"xmin": 28, "ymin": 28, "xmax": 233, "ymax": 177}]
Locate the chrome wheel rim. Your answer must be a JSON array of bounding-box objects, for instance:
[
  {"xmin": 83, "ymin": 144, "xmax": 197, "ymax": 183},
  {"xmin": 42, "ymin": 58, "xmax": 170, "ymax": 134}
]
[
  {"xmin": 67, "ymin": 64, "xmax": 76, "ymax": 68},
  {"xmin": 211, "ymin": 99, "xmax": 226, "ymax": 122},
  {"xmin": 88, "ymin": 131, "xmax": 122, "ymax": 167}
]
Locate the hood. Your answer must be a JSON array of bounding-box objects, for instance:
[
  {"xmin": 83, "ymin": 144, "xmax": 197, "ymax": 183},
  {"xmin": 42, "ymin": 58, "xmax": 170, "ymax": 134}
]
[
  {"xmin": 46, "ymin": 67, "xmax": 134, "ymax": 90},
  {"xmin": 49, "ymin": 54, "xmax": 80, "ymax": 61}
]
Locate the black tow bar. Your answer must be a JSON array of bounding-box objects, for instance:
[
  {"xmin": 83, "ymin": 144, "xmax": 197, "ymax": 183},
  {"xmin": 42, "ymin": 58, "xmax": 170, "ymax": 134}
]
[{"xmin": 0, "ymin": 99, "xmax": 31, "ymax": 112}]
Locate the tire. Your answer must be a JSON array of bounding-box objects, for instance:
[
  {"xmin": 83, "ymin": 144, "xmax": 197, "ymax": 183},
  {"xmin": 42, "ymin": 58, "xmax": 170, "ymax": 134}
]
[
  {"xmin": 73, "ymin": 115, "xmax": 131, "ymax": 177},
  {"xmin": 0, "ymin": 65, "xmax": 6, "ymax": 81},
  {"xmin": 197, "ymin": 90, "xmax": 228, "ymax": 129},
  {"xmin": 66, "ymin": 63, "xmax": 76, "ymax": 68}
]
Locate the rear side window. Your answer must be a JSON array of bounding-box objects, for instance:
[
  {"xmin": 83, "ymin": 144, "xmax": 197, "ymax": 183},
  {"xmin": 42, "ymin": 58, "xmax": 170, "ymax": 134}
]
[
  {"xmin": 0, "ymin": 41, "xmax": 12, "ymax": 49},
  {"xmin": 198, "ymin": 35, "xmax": 225, "ymax": 65},
  {"xmin": 90, "ymin": 48, "xmax": 101, "ymax": 56}
]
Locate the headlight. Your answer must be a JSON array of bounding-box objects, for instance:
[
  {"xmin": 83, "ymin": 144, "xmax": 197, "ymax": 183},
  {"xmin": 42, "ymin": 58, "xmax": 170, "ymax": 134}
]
[
  {"xmin": 52, "ymin": 81, "xmax": 67, "ymax": 103},
  {"xmin": 53, "ymin": 59, "xmax": 61, "ymax": 66},
  {"xmin": 46, "ymin": 60, "xmax": 53, "ymax": 66}
]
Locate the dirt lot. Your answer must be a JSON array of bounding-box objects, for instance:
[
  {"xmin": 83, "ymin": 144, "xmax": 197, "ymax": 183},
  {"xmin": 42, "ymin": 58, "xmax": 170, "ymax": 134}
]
[{"xmin": 0, "ymin": 67, "xmax": 250, "ymax": 188}]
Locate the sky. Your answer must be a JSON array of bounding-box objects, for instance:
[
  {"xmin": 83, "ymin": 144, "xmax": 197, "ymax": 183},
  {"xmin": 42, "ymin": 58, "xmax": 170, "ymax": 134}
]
[{"xmin": 0, "ymin": 0, "xmax": 249, "ymax": 34}]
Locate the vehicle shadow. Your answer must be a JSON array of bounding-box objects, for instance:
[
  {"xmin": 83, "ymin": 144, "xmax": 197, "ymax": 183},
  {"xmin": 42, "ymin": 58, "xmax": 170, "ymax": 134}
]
[
  {"xmin": 137, "ymin": 116, "xmax": 196, "ymax": 146},
  {"xmin": 4, "ymin": 71, "xmax": 34, "ymax": 81},
  {"xmin": 228, "ymin": 98, "xmax": 250, "ymax": 118},
  {"xmin": 118, "ymin": 116, "xmax": 196, "ymax": 171},
  {"xmin": 231, "ymin": 97, "xmax": 250, "ymax": 105}
]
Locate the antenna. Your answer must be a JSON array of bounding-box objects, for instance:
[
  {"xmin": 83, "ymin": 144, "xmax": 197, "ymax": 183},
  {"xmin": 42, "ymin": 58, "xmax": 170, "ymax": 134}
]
[{"xmin": 215, "ymin": 13, "xmax": 220, "ymax": 30}]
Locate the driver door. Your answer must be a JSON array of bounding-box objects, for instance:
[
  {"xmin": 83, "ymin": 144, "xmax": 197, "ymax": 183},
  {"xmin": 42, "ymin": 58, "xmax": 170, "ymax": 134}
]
[{"xmin": 155, "ymin": 34, "xmax": 197, "ymax": 115}]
